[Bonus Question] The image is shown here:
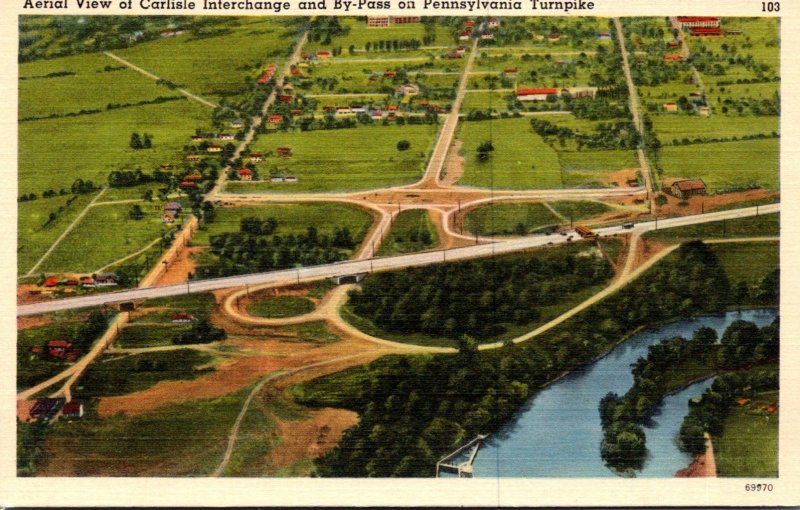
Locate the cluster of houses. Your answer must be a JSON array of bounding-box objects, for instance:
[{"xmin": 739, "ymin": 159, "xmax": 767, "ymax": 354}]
[
  {"xmin": 677, "ymin": 16, "xmax": 722, "ymax": 37},
  {"xmin": 30, "ymin": 339, "xmax": 82, "ymax": 362},
  {"xmin": 459, "ymin": 18, "xmax": 499, "ymax": 41},
  {"xmin": 662, "ymin": 92, "xmax": 712, "ymax": 117},
  {"xmin": 38, "ymin": 273, "xmax": 118, "ymax": 291},
  {"xmin": 28, "ymin": 397, "xmax": 83, "ymax": 422},
  {"xmin": 445, "ymin": 45, "xmax": 467, "ymax": 60},
  {"xmin": 735, "ymin": 397, "xmax": 778, "ymax": 415},
  {"xmin": 516, "ymin": 86, "xmax": 599, "ymax": 102}
]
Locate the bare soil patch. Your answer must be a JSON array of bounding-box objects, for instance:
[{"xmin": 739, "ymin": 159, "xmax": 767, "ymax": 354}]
[
  {"xmin": 155, "ymin": 246, "xmax": 204, "ymax": 286},
  {"xmin": 269, "ymin": 407, "xmax": 359, "ymax": 472},
  {"xmin": 599, "ymin": 167, "xmax": 640, "ymax": 188},
  {"xmin": 17, "ymin": 284, "xmax": 52, "ymax": 306},
  {"xmin": 440, "ymin": 139, "xmax": 465, "ymax": 187},
  {"xmin": 653, "ymin": 188, "xmax": 778, "ymax": 217}
]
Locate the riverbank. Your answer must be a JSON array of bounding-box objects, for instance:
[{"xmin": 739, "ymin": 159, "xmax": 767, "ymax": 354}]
[{"xmin": 676, "ymin": 432, "xmax": 717, "ymax": 477}]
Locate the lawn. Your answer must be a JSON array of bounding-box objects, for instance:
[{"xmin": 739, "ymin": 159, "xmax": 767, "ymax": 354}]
[
  {"xmin": 74, "ymin": 349, "xmax": 216, "ymax": 398},
  {"xmin": 41, "ymin": 386, "xmax": 250, "ymax": 476},
  {"xmin": 20, "ymin": 53, "xmax": 180, "ymax": 120},
  {"xmin": 38, "ymin": 203, "xmax": 172, "ymax": 273},
  {"xmin": 548, "ymin": 200, "xmax": 613, "ymax": 221},
  {"xmin": 652, "ymin": 115, "xmax": 779, "ymax": 144},
  {"xmin": 19, "ymin": 98, "xmax": 210, "ymax": 196},
  {"xmin": 643, "ymin": 213, "xmax": 779, "ymax": 242},
  {"xmin": 115, "ymin": 324, "xmax": 192, "ymax": 348},
  {"xmin": 711, "ymin": 241, "xmax": 779, "ymax": 287},
  {"xmin": 461, "ymin": 90, "xmax": 515, "ymax": 111},
  {"xmin": 377, "ymin": 209, "xmax": 439, "ymax": 256},
  {"xmin": 457, "ymin": 117, "xmax": 563, "ymax": 189},
  {"xmin": 133, "ymin": 293, "xmax": 217, "ymax": 323},
  {"xmin": 18, "ymin": 192, "xmax": 98, "ymax": 275},
  {"xmin": 247, "ymin": 296, "xmax": 315, "ymax": 318},
  {"xmin": 657, "ymin": 139, "xmax": 779, "ymax": 192},
  {"xmin": 463, "ymin": 202, "xmax": 562, "ymax": 236},
  {"xmin": 115, "ymin": 17, "xmax": 298, "ymax": 101},
  {"xmin": 192, "ymin": 203, "xmax": 374, "ymax": 248},
  {"xmin": 227, "ymin": 123, "xmax": 439, "ymax": 193},
  {"xmin": 715, "ymin": 390, "xmax": 779, "ymax": 477}
]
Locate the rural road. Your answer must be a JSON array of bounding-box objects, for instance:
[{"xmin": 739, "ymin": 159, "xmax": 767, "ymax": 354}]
[{"xmin": 17, "ymin": 203, "xmax": 779, "ymax": 317}]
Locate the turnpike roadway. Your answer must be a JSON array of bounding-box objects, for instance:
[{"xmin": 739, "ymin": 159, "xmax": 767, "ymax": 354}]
[{"xmin": 17, "ymin": 203, "xmax": 779, "ymax": 317}]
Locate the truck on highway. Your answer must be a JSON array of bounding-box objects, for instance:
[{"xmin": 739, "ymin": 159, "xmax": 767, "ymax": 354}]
[{"xmin": 574, "ymin": 226, "xmax": 597, "ymax": 239}]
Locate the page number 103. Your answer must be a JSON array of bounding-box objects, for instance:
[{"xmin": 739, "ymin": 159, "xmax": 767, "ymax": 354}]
[{"xmin": 762, "ymin": 2, "xmax": 779, "ymax": 11}]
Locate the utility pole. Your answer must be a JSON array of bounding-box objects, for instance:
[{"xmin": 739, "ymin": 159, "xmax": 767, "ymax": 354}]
[{"xmin": 655, "ymin": 214, "xmax": 658, "ymax": 230}]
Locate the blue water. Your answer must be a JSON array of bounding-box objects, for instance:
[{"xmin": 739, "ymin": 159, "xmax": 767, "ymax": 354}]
[{"xmin": 472, "ymin": 309, "xmax": 777, "ymax": 478}]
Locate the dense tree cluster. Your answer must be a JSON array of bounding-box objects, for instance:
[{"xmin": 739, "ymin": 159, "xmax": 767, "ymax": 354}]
[
  {"xmin": 679, "ymin": 367, "xmax": 778, "ymax": 456},
  {"xmin": 197, "ymin": 217, "xmax": 357, "ymax": 278},
  {"xmin": 107, "ymin": 168, "xmax": 172, "ymax": 188},
  {"xmin": 531, "ymin": 118, "xmax": 640, "ymax": 150},
  {"xmin": 298, "ymin": 241, "xmax": 766, "ymax": 477},
  {"xmin": 173, "ymin": 319, "xmax": 227, "ymax": 345},
  {"xmin": 349, "ymin": 250, "xmax": 612, "ymax": 340}
]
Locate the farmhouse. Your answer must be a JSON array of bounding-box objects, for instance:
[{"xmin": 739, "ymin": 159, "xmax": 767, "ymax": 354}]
[
  {"xmin": 671, "ymin": 179, "xmax": 707, "ymax": 198},
  {"xmin": 271, "ymin": 175, "xmax": 286, "ymax": 183},
  {"xmin": 207, "ymin": 145, "xmax": 223, "ymax": 153},
  {"xmin": 267, "ymin": 114, "xmax": 284, "ymax": 129},
  {"xmin": 30, "ymin": 397, "xmax": 65, "ymax": 421},
  {"xmin": 316, "ymin": 50, "xmax": 332, "ymax": 59},
  {"xmin": 165, "ymin": 202, "xmax": 183, "ymax": 212},
  {"xmin": 285, "ymin": 176, "xmax": 298, "ymax": 182},
  {"xmin": 663, "ymin": 102, "xmax": 678, "ymax": 112},
  {"xmin": 190, "ymin": 135, "xmax": 204, "ymax": 141},
  {"xmin": 459, "ymin": 31, "xmax": 471, "ymax": 41},
  {"xmin": 61, "ymin": 401, "xmax": 84, "ymax": 419},
  {"xmin": 217, "ymin": 133, "xmax": 234, "ymax": 141},
  {"xmin": 597, "ymin": 31, "xmax": 611, "ymax": 40},
  {"xmin": 488, "ymin": 17, "xmax": 500, "ymax": 28},
  {"xmin": 547, "ymin": 33, "xmax": 561, "ymax": 42},
  {"xmin": 698, "ymin": 106, "xmax": 712, "ymax": 117},
  {"xmin": 80, "ymin": 276, "xmax": 95, "ymax": 286},
  {"xmin": 396, "ymin": 83, "xmax": 420, "ymax": 97},
  {"xmin": 179, "ymin": 180, "xmax": 197, "ymax": 189},
  {"xmin": 46, "ymin": 339, "xmax": 72, "ymax": 358},
  {"xmin": 677, "ymin": 16, "xmax": 720, "ymax": 29},
  {"xmin": 184, "ymin": 172, "xmax": 203, "ymax": 182},
  {"xmin": 277, "ymin": 146, "xmax": 293, "ymax": 157},
  {"xmin": 663, "ymin": 53, "xmax": 685, "ymax": 63},
  {"xmin": 238, "ymin": 168, "xmax": 253, "ymax": 181},
  {"xmin": 504, "ymin": 67, "xmax": 518, "ymax": 75},
  {"xmin": 162, "ymin": 214, "xmax": 175, "ymax": 224},
  {"xmin": 44, "ymin": 277, "xmax": 60, "ymax": 287},
  {"xmin": 159, "ymin": 163, "xmax": 172, "ymax": 169},
  {"xmin": 516, "ymin": 88, "xmax": 559, "ymax": 101},
  {"xmin": 446, "ymin": 52, "xmax": 463, "ymax": 59},
  {"xmin": 249, "ymin": 153, "xmax": 264, "ymax": 162},
  {"xmin": 171, "ymin": 313, "xmax": 195, "ymax": 323},
  {"xmin": 94, "ymin": 273, "xmax": 119, "ymax": 286},
  {"xmin": 690, "ymin": 27, "xmax": 722, "ymax": 36},
  {"xmin": 230, "ymin": 120, "xmax": 244, "ymax": 129},
  {"xmin": 667, "ymin": 40, "xmax": 681, "ymax": 48}
]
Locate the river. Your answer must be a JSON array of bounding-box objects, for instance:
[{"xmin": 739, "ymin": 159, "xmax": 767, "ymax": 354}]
[{"xmin": 472, "ymin": 309, "xmax": 777, "ymax": 478}]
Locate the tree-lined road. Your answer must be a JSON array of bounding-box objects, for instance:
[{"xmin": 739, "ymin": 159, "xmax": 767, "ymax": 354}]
[{"xmin": 17, "ymin": 203, "xmax": 779, "ymax": 317}]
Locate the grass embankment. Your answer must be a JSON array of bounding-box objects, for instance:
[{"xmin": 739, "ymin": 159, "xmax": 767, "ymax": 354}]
[
  {"xmin": 643, "ymin": 213, "xmax": 779, "ymax": 243},
  {"xmin": 715, "ymin": 389, "xmax": 779, "ymax": 477},
  {"xmin": 378, "ymin": 209, "xmax": 439, "ymax": 255},
  {"xmin": 247, "ymin": 297, "xmax": 315, "ymax": 318}
]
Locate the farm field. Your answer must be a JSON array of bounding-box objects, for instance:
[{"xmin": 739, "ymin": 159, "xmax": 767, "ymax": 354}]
[
  {"xmin": 18, "ymin": 193, "xmax": 98, "ymax": 275},
  {"xmin": 37, "ymin": 203, "xmax": 171, "ymax": 274},
  {"xmin": 115, "ymin": 17, "xmax": 298, "ymax": 102},
  {"xmin": 377, "ymin": 209, "xmax": 439, "ymax": 256},
  {"xmin": 19, "ymin": 53, "xmax": 180, "ymax": 120},
  {"xmin": 228, "ymin": 124, "xmax": 439, "ymax": 193},
  {"xmin": 463, "ymin": 202, "xmax": 561, "ymax": 236},
  {"xmin": 652, "ymin": 115, "xmax": 778, "ymax": 144},
  {"xmin": 130, "ymin": 293, "xmax": 217, "ymax": 324},
  {"xmin": 192, "ymin": 203, "xmax": 374, "ymax": 248},
  {"xmin": 658, "ymin": 138, "xmax": 778, "ymax": 192},
  {"xmin": 19, "ymin": 98, "xmax": 210, "ymax": 196},
  {"xmin": 714, "ymin": 389, "xmax": 779, "ymax": 477}
]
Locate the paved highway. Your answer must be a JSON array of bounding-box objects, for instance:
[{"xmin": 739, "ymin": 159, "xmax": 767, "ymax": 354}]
[{"xmin": 17, "ymin": 203, "xmax": 778, "ymax": 317}]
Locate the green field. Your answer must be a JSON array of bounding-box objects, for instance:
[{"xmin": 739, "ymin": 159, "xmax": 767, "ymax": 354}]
[
  {"xmin": 652, "ymin": 115, "xmax": 779, "ymax": 143},
  {"xmin": 18, "ymin": 193, "xmax": 98, "ymax": 275},
  {"xmin": 548, "ymin": 200, "xmax": 613, "ymax": 221},
  {"xmin": 457, "ymin": 117, "xmax": 563, "ymax": 189},
  {"xmin": 463, "ymin": 202, "xmax": 561, "ymax": 236},
  {"xmin": 38, "ymin": 203, "xmax": 171, "ymax": 273},
  {"xmin": 461, "ymin": 90, "xmax": 515, "ymax": 111},
  {"xmin": 133, "ymin": 293, "xmax": 217, "ymax": 324},
  {"xmin": 192, "ymin": 203, "xmax": 374, "ymax": 248},
  {"xmin": 304, "ymin": 18, "xmax": 455, "ymax": 55},
  {"xmin": 715, "ymin": 390, "xmax": 779, "ymax": 477},
  {"xmin": 643, "ymin": 213, "xmax": 779, "ymax": 242},
  {"xmin": 116, "ymin": 17, "xmax": 296, "ymax": 101},
  {"xmin": 19, "ymin": 98, "xmax": 210, "ymax": 196},
  {"xmin": 228, "ymin": 124, "xmax": 439, "ymax": 193},
  {"xmin": 274, "ymin": 321, "xmax": 340, "ymax": 344},
  {"xmin": 115, "ymin": 324, "xmax": 192, "ymax": 348},
  {"xmin": 75, "ymin": 349, "xmax": 216, "ymax": 398},
  {"xmin": 41, "ymin": 386, "xmax": 250, "ymax": 476},
  {"xmin": 378, "ymin": 209, "xmax": 439, "ymax": 256},
  {"xmin": 711, "ymin": 241, "xmax": 779, "ymax": 287},
  {"xmin": 658, "ymin": 139, "xmax": 779, "ymax": 192},
  {"xmin": 247, "ymin": 296, "xmax": 315, "ymax": 318}
]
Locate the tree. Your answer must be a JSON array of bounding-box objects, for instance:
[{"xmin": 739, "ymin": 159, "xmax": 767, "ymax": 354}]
[
  {"xmin": 128, "ymin": 204, "xmax": 144, "ymax": 220},
  {"xmin": 130, "ymin": 132, "xmax": 143, "ymax": 150},
  {"xmin": 654, "ymin": 193, "xmax": 668, "ymax": 207},
  {"xmin": 396, "ymin": 140, "xmax": 411, "ymax": 151},
  {"xmin": 477, "ymin": 140, "xmax": 494, "ymax": 161}
]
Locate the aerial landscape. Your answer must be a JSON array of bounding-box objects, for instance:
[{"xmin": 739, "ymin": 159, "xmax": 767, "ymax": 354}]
[{"xmin": 16, "ymin": 14, "xmax": 779, "ymax": 479}]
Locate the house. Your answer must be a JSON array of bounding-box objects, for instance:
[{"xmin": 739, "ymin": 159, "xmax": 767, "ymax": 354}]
[
  {"xmin": 185, "ymin": 154, "xmax": 201, "ymax": 162},
  {"xmin": 367, "ymin": 16, "xmax": 390, "ymax": 27},
  {"xmin": 677, "ymin": 16, "xmax": 720, "ymax": 29},
  {"xmin": 278, "ymin": 94, "xmax": 293, "ymax": 103},
  {"xmin": 159, "ymin": 163, "xmax": 172, "ymax": 169},
  {"xmin": 387, "ymin": 104, "xmax": 398, "ymax": 112},
  {"xmin": 391, "ymin": 16, "xmax": 421, "ymax": 24},
  {"xmin": 80, "ymin": 276, "xmax": 95, "ymax": 286},
  {"xmin": 504, "ymin": 67, "xmax": 518, "ymax": 75},
  {"xmin": 597, "ymin": 31, "xmax": 611, "ymax": 40},
  {"xmin": 65, "ymin": 349, "xmax": 81, "ymax": 362},
  {"xmin": 30, "ymin": 397, "xmax": 65, "ymax": 420},
  {"xmin": 396, "ymin": 83, "xmax": 420, "ymax": 97},
  {"xmin": 465, "ymin": 20, "xmax": 475, "ymax": 27},
  {"xmin": 316, "ymin": 50, "xmax": 332, "ymax": 59},
  {"xmin": 179, "ymin": 180, "xmax": 197, "ymax": 189},
  {"xmin": 459, "ymin": 31, "xmax": 471, "ymax": 41},
  {"xmin": 698, "ymin": 106, "xmax": 712, "ymax": 117},
  {"xmin": 284, "ymin": 176, "xmax": 298, "ymax": 183},
  {"xmin": 64, "ymin": 279, "xmax": 79, "ymax": 286},
  {"xmin": 736, "ymin": 398, "xmax": 751, "ymax": 406},
  {"xmin": 230, "ymin": 120, "xmax": 244, "ymax": 129},
  {"xmin": 663, "ymin": 102, "xmax": 678, "ymax": 112},
  {"xmin": 277, "ymin": 146, "xmax": 293, "ymax": 157},
  {"xmin": 217, "ymin": 133, "xmax": 234, "ymax": 141},
  {"xmin": 44, "ymin": 277, "xmax": 60, "ymax": 288},
  {"xmin": 238, "ymin": 168, "xmax": 253, "ymax": 181},
  {"xmin": 663, "ymin": 53, "xmax": 685, "ymax": 63},
  {"xmin": 446, "ymin": 52, "xmax": 463, "ymax": 59},
  {"xmin": 171, "ymin": 313, "xmax": 195, "ymax": 323},
  {"xmin": 516, "ymin": 88, "xmax": 559, "ymax": 101},
  {"xmin": 371, "ymin": 110, "xmax": 384, "ymax": 119},
  {"xmin": 207, "ymin": 145, "xmax": 223, "ymax": 153},
  {"xmin": 184, "ymin": 172, "xmax": 203, "ymax": 182},
  {"xmin": 271, "ymin": 175, "xmax": 286, "ymax": 183},
  {"xmin": 249, "ymin": 153, "xmax": 264, "ymax": 162},
  {"xmin": 290, "ymin": 67, "xmax": 302, "ymax": 76},
  {"xmin": 479, "ymin": 31, "xmax": 494, "ymax": 40},
  {"xmin": 330, "ymin": 273, "xmax": 367, "ymax": 285},
  {"xmin": 61, "ymin": 401, "xmax": 84, "ymax": 419},
  {"xmin": 690, "ymin": 27, "xmax": 722, "ymax": 36},
  {"xmin": 94, "ymin": 273, "xmax": 119, "ymax": 286},
  {"xmin": 190, "ymin": 135, "xmax": 204, "ymax": 141},
  {"xmin": 162, "ymin": 214, "xmax": 175, "ymax": 224},
  {"xmin": 671, "ymin": 179, "xmax": 707, "ymax": 198},
  {"xmin": 488, "ymin": 17, "xmax": 500, "ymax": 29},
  {"xmin": 267, "ymin": 114, "xmax": 284, "ymax": 129},
  {"xmin": 383, "ymin": 71, "xmax": 396, "ymax": 77},
  {"xmin": 547, "ymin": 33, "xmax": 561, "ymax": 42},
  {"xmin": 165, "ymin": 202, "xmax": 183, "ymax": 212},
  {"xmin": 46, "ymin": 339, "xmax": 72, "ymax": 358}
]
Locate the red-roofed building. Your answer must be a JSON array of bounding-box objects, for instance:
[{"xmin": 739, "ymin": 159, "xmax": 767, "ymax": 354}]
[
  {"xmin": 184, "ymin": 172, "xmax": 203, "ymax": 181},
  {"xmin": 317, "ymin": 50, "xmax": 332, "ymax": 59},
  {"xmin": 671, "ymin": 179, "xmax": 707, "ymax": 199},
  {"xmin": 387, "ymin": 104, "xmax": 398, "ymax": 111},
  {"xmin": 61, "ymin": 401, "xmax": 84, "ymax": 419},
  {"xmin": 465, "ymin": 20, "xmax": 474, "ymax": 27},
  {"xmin": 516, "ymin": 88, "xmax": 559, "ymax": 101},
  {"xmin": 267, "ymin": 115, "xmax": 284, "ymax": 129},
  {"xmin": 690, "ymin": 27, "xmax": 722, "ymax": 36},
  {"xmin": 47, "ymin": 339, "xmax": 72, "ymax": 358},
  {"xmin": 383, "ymin": 71, "xmax": 396, "ymax": 77},
  {"xmin": 80, "ymin": 276, "xmax": 95, "ymax": 286},
  {"xmin": 238, "ymin": 168, "xmax": 253, "ymax": 181},
  {"xmin": 171, "ymin": 313, "xmax": 195, "ymax": 323},
  {"xmin": 249, "ymin": 153, "xmax": 264, "ymax": 162},
  {"xmin": 677, "ymin": 16, "xmax": 720, "ymax": 29},
  {"xmin": 179, "ymin": 180, "xmax": 197, "ymax": 189},
  {"xmin": 663, "ymin": 53, "xmax": 686, "ymax": 63},
  {"xmin": 277, "ymin": 147, "xmax": 293, "ymax": 157},
  {"xmin": 44, "ymin": 277, "xmax": 60, "ymax": 288},
  {"xmin": 547, "ymin": 33, "xmax": 561, "ymax": 42},
  {"xmin": 278, "ymin": 94, "xmax": 293, "ymax": 103}
]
